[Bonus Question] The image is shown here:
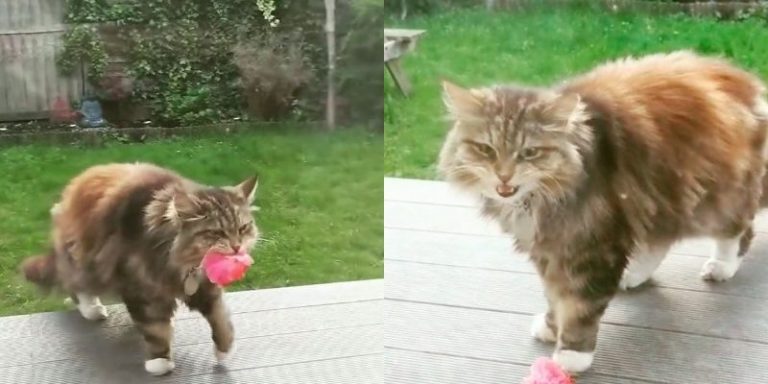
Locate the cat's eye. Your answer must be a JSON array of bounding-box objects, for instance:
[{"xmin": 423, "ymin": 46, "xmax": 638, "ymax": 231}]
[
  {"xmin": 473, "ymin": 142, "xmax": 496, "ymax": 159},
  {"xmin": 203, "ymin": 229, "xmax": 227, "ymax": 238},
  {"xmin": 520, "ymin": 147, "xmax": 541, "ymax": 160},
  {"xmin": 239, "ymin": 223, "xmax": 251, "ymax": 234}
]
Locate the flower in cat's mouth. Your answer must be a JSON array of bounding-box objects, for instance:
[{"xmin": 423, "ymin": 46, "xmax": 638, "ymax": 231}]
[
  {"xmin": 202, "ymin": 250, "xmax": 254, "ymax": 286},
  {"xmin": 495, "ymin": 184, "xmax": 518, "ymax": 198}
]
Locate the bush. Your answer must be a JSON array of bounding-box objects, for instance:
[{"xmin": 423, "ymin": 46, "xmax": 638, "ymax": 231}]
[
  {"xmin": 233, "ymin": 32, "xmax": 314, "ymax": 121},
  {"xmin": 58, "ymin": 0, "xmax": 284, "ymax": 126},
  {"xmin": 58, "ymin": 0, "xmax": 382, "ymax": 129}
]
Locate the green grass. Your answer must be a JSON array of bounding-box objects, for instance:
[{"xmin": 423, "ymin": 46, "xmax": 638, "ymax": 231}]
[
  {"xmin": 385, "ymin": 6, "xmax": 768, "ymax": 178},
  {"xmin": 0, "ymin": 128, "xmax": 383, "ymax": 316}
]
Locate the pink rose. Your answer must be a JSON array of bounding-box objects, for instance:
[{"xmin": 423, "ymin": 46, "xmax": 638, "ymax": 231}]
[
  {"xmin": 522, "ymin": 357, "xmax": 574, "ymax": 384},
  {"xmin": 202, "ymin": 251, "xmax": 254, "ymax": 286}
]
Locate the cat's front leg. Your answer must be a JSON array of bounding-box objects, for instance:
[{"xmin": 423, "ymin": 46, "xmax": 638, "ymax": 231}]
[
  {"xmin": 530, "ymin": 256, "xmax": 558, "ymax": 343},
  {"xmin": 186, "ymin": 281, "xmax": 234, "ymax": 361},
  {"xmin": 550, "ymin": 293, "xmax": 610, "ymax": 373},
  {"xmin": 545, "ymin": 258, "xmax": 621, "ymax": 373},
  {"xmin": 124, "ymin": 297, "xmax": 177, "ymax": 376}
]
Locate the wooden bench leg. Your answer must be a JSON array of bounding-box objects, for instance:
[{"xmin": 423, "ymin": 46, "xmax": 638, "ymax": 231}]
[{"xmin": 386, "ymin": 59, "xmax": 412, "ymax": 97}]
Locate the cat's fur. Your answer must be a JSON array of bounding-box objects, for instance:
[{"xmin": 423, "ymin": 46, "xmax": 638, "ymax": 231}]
[
  {"xmin": 21, "ymin": 162, "xmax": 260, "ymax": 376},
  {"xmin": 438, "ymin": 51, "xmax": 768, "ymax": 372}
]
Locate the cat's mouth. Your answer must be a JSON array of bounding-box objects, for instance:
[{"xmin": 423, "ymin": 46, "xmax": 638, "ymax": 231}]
[{"xmin": 495, "ymin": 184, "xmax": 518, "ymax": 198}]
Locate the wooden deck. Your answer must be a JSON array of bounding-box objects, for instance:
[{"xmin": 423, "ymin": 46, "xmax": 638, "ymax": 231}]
[
  {"xmin": 384, "ymin": 177, "xmax": 768, "ymax": 383},
  {"xmin": 0, "ymin": 280, "xmax": 382, "ymax": 383}
]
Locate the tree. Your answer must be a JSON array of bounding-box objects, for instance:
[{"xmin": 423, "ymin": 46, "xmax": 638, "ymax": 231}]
[{"xmin": 324, "ymin": 0, "xmax": 336, "ymax": 130}]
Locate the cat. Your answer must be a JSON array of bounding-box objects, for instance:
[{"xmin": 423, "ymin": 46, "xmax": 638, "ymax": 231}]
[
  {"xmin": 437, "ymin": 50, "xmax": 768, "ymax": 373},
  {"xmin": 21, "ymin": 162, "xmax": 260, "ymax": 376}
]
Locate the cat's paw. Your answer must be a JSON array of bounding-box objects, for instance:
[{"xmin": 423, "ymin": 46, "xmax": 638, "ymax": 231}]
[
  {"xmin": 618, "ymin": 270, "xmax": 649, "ymax": 290},
  {"xmin": 144, "ymin": 358, "xmax": 175, "ymax": 376},
  {"xmin": 77, "ymin": 302, "xmax": 108, "ymax": 321},
  {"xmin": 700, "ymin": 259, "xmax": 741, "ymax": 282},
  {"xmin": 530, "ymin": 313, "xmax": 556, "ymax": 343},
  {"xmin": 552, "ymin": 349, "xmax": 594, "ymax": 373},
  {"xmin": 214, "ymin": 342, "xmax": 235, "ymax": 363}
]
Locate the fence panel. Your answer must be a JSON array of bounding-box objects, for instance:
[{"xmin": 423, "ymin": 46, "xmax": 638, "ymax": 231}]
[{"xmin": 0, "ymin": 0, "xmax": 84, "ymax": 122}]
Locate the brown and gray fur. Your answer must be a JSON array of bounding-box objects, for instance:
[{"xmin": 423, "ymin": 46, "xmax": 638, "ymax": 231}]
[
  {"xmin": 21, "ymin": 162, "xmax": 260, "ymax": 375},
  {"xmin": 438, "ymin": 51, "xmax": 768, "ymax": 372}
]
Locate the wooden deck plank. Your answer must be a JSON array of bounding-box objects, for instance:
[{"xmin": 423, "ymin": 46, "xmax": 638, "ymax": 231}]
[
  {"xmin": 0, "ymin": 280, "xmax": 383, "ymax": 381},
  {"xmin": 386, "ymin": 349, "xmax": 656, "ymax": 384},
  {"xmin": 385, "ymin": 228, "xmax": 768, "ymax": 299},
  {"xmin": 387, "ymin": 260, "xmax": 768, "ymax": 343},
  {"xmin": 386, "ymin": 300, "xmax": 768, "ymax": 383},
  {"xmin": 386, "ymin": 348, "xmax": 529, "ymax": 384},
  {"xmin": 158, "ymin": 354, "xmax": 381, "ymax": 384},
  {"xmin": 385, "ymin": 198, "xmax": 768, "ymax": 261},
  {"xmin": 385, "ymin": 177, "xmax": 476, "ymax": 207},
  {"xmin": 0, "ymin": 279, "xmax": 381, "ymax": 340},
  {"xmin": 384, "ymin": 201, "xmax": 502, "ymax": 236},
  {"xmin": 384, "ymin": 178, "xmax": 768, "ymax": 382},
  {"xmin": 1, "ymin": 326, "xmax": 381, "ymax": 382},
  {"xmin": 0, "ymin": 300, "xmax": 380, "ymax": 366},
  {"xmin": 384, "ymin": 177, "xmax": 768, "ymax": 232}
]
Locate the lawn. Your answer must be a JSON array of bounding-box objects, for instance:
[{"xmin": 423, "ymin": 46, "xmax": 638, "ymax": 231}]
[
  {"xmin": 0, "ymin": 128, "xmax": 383, "ymax": 316},
  {"xmin": 385, "ymin": 5, "xmax": 768, "ymax": 178}
]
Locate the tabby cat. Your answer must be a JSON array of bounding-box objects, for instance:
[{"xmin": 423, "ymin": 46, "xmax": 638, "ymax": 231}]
[
  {"xmin": 22, "ymin": 163, "xmax": 260, "ymax": 376},
  {"xmin": 438, "ymin": 51, "xmax": 768, "ymax": 372}
]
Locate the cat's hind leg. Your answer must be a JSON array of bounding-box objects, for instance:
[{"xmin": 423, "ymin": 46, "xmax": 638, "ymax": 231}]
[
  {"xmin": 619, "ymin": 242, "xmax": 671, "ymax": 290},
  {"xmin": 74, "ymin": 293, "xmax": 108, "ymax": 321},
  {"xmin": 701, "ymin": 228, "xmax": 750, "ymax": 281}
]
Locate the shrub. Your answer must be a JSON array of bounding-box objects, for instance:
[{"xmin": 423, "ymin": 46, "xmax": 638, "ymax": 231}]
[
  {"xmin": 233, "ymin": 31, "xmax": 314, "ymax": 121},
  {"xmin": 58, "ymin": 0, "xmax": 282, "ymax": 126}
]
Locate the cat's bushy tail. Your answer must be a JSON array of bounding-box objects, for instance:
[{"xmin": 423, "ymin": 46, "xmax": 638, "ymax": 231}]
[{"xmin": 21, "ymin": 250, "xmax": 58, "ymax": 290}]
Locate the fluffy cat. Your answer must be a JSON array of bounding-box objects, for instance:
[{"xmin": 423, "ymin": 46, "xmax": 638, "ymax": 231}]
[
  {"xmin": 21, "ymin": 163, "xmax": 260, "ymax": 376},
  {"xmin": 438, "ymin": 51, "xmax": 768, "ymax": 372}
]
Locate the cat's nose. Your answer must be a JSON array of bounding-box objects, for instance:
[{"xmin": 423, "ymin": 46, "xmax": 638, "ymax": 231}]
[
  {"xmin": 231, "ymin": 245, "xmax": 242, "ymax": 254},
  {"xmin": 497, "ymin": 173, "xmax": 512, "ymax": 183}
]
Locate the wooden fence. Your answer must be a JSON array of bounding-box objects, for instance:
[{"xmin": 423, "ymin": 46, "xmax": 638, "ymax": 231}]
[{"xmin": 0, "ymin": 0, "xmax": 85, "ymax": 122}]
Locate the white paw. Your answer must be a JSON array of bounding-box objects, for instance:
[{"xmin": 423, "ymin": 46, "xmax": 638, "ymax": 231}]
[
  {"xmin": 145, "ymin": 358, "xmax": 175, "ymax": 376},
  {"xmin": 700, "ymin": 259, "xmax": 741, "ymax": 282},
  {"xmin": 552, "ymin": 349, "xmax": 594, "ymax": 373},
  {"xmin": 618, "ymin": 270, "xmax": 649, "ymax": 290},
  {"xmin": 530, "ymin": 313, "xmax": 556, "ymax": 343},
  {"xmin": 214, "ymin": 342, "xmax": 235, "ymax": 363},
  {"xmin": 77, "ymin": 303, "xmax": 108, "ymax": 321}
]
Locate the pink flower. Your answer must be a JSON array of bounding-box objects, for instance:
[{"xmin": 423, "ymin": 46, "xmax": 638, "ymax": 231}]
[
  {"xmin": 202, "ymin": 251, "xmax": 254, "ymax": 286},
  {"xmin": 522, "ymin": 357, "xmax": 574, "ymax": 384}
]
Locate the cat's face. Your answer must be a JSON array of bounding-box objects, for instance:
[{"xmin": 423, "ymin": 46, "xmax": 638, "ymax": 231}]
[
  {"xmin": 438, "ymin": 82, "xmax": 590, "ymax": 204},
  {"xmin": 172, "ymin": 177, "xmax": 260, "ymax": 263}
]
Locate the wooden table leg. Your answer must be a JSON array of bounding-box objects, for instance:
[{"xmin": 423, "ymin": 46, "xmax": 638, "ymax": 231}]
[{"xmin": 386, "ymin": 59, "xmax": 412, "ymax": 97}]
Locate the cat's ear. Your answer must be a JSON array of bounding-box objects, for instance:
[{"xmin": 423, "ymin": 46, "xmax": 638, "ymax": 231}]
[
  {"xmin": 235, "ymin": 175, "xmax": 259, "ymax": 204},
  {"xmin": 542, "ymin": 93, "xmax": 588, "ymax": 131},
  {"xmin": 168, "ymin": 191, "xmax": 201, "ymax": 221},
  {"xmin": 442, "ymin": 81, "xmax": 487, "ymax": 124}
]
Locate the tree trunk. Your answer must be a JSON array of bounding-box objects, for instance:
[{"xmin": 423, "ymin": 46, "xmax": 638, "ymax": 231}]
[{"xmin": 324, "ymin": 0, "xmax": 336, "ymax": 131}]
